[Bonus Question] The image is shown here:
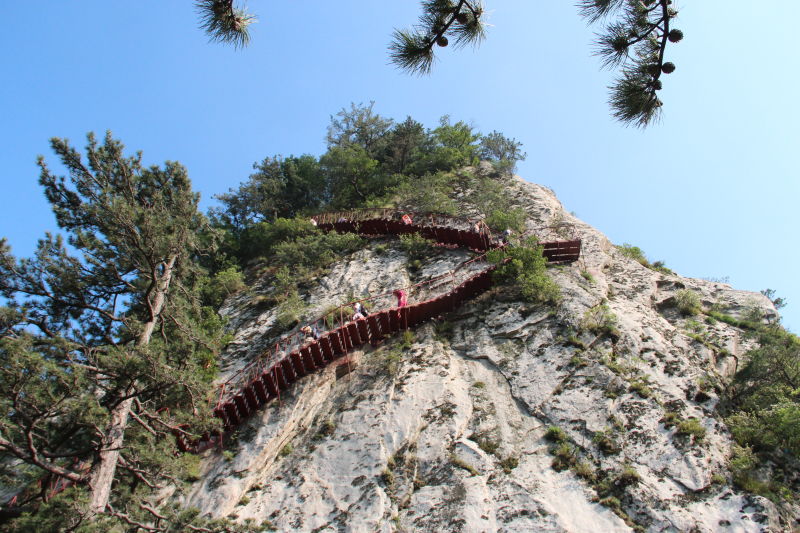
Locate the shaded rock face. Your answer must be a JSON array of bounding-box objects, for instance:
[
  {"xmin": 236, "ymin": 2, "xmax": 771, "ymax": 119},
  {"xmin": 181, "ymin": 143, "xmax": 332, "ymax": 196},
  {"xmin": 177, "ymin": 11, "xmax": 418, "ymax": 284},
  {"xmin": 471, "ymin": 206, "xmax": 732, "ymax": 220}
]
[{"xmin": 181, "ymin": 177, "xmax": 785, "ymax": 532}]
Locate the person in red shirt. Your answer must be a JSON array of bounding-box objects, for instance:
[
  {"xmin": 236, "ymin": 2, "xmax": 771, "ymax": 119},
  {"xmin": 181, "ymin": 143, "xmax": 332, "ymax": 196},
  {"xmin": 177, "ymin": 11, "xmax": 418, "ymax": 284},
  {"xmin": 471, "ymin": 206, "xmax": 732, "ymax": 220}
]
[{"xmin": 393, "ymin": 289, "xmax": 407, "ymax": 307}]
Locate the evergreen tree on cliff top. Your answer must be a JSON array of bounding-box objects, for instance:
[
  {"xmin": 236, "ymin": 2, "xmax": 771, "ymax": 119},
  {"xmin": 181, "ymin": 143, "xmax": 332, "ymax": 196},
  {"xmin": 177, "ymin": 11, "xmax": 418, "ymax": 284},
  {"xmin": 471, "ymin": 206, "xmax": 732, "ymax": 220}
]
[{"xmin": 0, "ymin": 133, "xmax": 226, "ymax": 529}]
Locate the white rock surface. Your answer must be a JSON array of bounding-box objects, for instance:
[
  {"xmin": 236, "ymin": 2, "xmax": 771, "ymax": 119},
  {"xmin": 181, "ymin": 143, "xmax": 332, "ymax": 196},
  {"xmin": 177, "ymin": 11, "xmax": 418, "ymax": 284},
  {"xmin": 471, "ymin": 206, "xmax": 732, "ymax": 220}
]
[{"xmin": 180, "ymin": 176, "xmax": 791, "ymax": 532}]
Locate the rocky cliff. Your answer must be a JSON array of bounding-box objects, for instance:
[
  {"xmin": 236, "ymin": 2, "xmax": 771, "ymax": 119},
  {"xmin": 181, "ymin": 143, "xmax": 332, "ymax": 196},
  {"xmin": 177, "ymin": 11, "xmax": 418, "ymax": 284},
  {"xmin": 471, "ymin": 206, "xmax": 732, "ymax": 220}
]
[{"xmin": 176, "ymin": 175, "xmax": 789, "ymax": 532}]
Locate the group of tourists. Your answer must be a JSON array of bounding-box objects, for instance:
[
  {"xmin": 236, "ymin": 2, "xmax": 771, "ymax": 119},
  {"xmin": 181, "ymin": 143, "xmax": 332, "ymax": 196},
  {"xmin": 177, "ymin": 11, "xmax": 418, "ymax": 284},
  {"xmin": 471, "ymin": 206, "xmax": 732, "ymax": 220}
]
[
  {"xmin": 298, "ymin": 211, "xmax": 516, "ymax": 349},
  {"xmin": 298, "ymin": 288, "xmax": 408, "ymax": 345}
]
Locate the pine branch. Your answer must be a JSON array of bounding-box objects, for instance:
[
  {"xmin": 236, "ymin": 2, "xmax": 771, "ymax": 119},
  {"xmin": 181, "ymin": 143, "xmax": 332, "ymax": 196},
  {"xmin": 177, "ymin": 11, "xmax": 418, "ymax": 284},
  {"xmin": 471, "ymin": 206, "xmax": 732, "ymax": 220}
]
[
  {"xmin": 107, "ymin": 504, "xmax": 165, "ymax": 532},
  {"xmin": 0, "ymin": 434, "xmax": 84, "ymax": 482},
  {"xmin": 583, "ymin": 0, "xmax": 682, "ymax": 127},
  {"xmin": 389, "ymin": 0, "xmax": 485, "ymax": 75},
  {"xmin": 577, "ymin": 0, "xmax": 627, "ymax": 24},
  {"xmin": 195, "ymin": 0, "xmax": 256, "ymax": 48}
]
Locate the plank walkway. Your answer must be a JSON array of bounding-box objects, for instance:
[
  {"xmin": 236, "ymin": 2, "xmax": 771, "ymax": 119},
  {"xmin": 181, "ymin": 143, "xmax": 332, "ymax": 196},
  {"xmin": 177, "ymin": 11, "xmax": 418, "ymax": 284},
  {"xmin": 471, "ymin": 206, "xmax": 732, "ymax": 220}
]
[{"xmin": 179, "ymin": 211, "xmax": 581, "ymax": 452}]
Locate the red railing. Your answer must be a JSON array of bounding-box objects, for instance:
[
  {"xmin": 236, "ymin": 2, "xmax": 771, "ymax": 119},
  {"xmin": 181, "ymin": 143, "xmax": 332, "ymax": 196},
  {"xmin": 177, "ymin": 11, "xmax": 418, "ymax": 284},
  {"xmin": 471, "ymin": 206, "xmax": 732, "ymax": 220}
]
[{"xmin": 179, "ymin": 211, "xmax": 581, "ymax": 452}]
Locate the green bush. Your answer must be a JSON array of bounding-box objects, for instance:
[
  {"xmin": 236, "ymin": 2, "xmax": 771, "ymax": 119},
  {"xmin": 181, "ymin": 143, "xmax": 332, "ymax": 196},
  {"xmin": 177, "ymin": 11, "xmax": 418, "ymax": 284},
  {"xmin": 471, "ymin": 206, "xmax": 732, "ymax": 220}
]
[
  {"xmin": 570, "ymin": 355, "xmax": 588, "ymax": 368},
  {"xmin": 628, "ymin": 378, "xmax": 653, "ymax": 399},
  {"xmin": 652, "ymin": 261, "xmax": 673, "ymax": 274},
  {"xmin": 573, "ymin": 460, "xmax": 596, "ymax": 481},
  {"xmin": 202, "ymin": 266, "xmax": 246, "ymax": 308},
  {"xmin": 550, "ymin": 442, "xmax": 577, "ymax": 471},
  {"xmin": 565, "ymin": 335, "xmax": 587, "ymax": 350},
  {"xmin": 544, "ymin": 426, "xmax": 568, "ymax": 443},
  {"xmin": 276, "ymin": 290, "xmax": 306, "ymax": 328},
  {"xmin": 616, "ymin": 243, "xmax": 649, "ymax": 267},
  {"xmin": 661, "ymin": 411, "xmax": 680, "ymax": 429},
  {"xmin": 615, "ymin": 465, "xmax": 641, "ymax": 487},
  {"xmin": 383, "ymin": 348, "xmax": 403, "ymax": 376},
  {"xmin": 675, "ymin": 289, "xmax": 701, "ymax": 316},
  {"xmin": 392, "ymin": 171, "xmax": 459, "ymax": 215},
  {"xmin": 271, "ymin": 231, "xmax": 364, "ymax": 272},
  {"xmin": 726, "ymin": 444, "xmax": 790, "ymax": 501},
  {"xmin": 729, "ymin": 444, "xmax": 757, "ymax": 477},
  {"xmin": 728, "ymin": 404, "xmax": 800, "ymax": 456},
  {"xmin": 399, "ymin": 232, "xmax": 435, "ymax": 260},
  {"xmin": 485, "ymin": 208, "xmax": 527, "ymax": 234},
  {"xmin": 592, "ymin": 430, "xmax": 621, "ymax": 455},
  {"xmin": 434, "ymin": 320, "xmax": 455, "ymax": 341},
  {"xmin": 239, "ymin": 218, "xmax": 317, "ymax": 262},
  {"xmin": 381, "ymin": 468, "xmax": 395, "ymax": 486},
  {"xmin": 487, "ymin": 238, "xmax": 561, "ymax": 304},
  {"xmin": 581, "ymin": 303, "xmax": 619, "ymax": 337},
  {"xmin": 616, "ymin": 243, "xmax": 671, "ymax": 274},
  {"xmin": 499, "ymin": 456, "xmax": 519, "ymax": 473},
  {"xmin": 676, "ymin": 418, "xmax": 706, "ymax": 442},
  {"xmin": 236, "ymin": 217, "xmax": 366, "ymax": 283},
  {"xmin": 599, "ymin": 496, "xmax": 621, "ymax": 511},
  {"xmin": 316, "ymin": 418, "xmax": 337, "ymax": 439},
  {"xmin": 727, "ymin": 327, "xmax": 800, "ymax": 465}
]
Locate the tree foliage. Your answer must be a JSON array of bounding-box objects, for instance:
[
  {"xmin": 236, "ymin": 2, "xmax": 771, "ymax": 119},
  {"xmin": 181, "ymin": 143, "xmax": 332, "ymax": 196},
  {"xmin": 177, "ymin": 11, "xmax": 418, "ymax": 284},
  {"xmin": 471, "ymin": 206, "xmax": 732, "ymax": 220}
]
[
  {"xmin": 195, "ymin": 0, "xmax": 256, "ymax": 48},
  {"xmin": 0, "ymin": 133, "xmax": 226, "ymax": 528},
  {"xmin": 487, "ymin": 238, "xmax": 561, "ymax": 305},
  {"xmin": 724, "ymin": 326, "xmax": 800, "ymax": 501},
  {"xmin": 389, "ymin": 0, "xmax": 486, "ymax": 75},
  {"xmin": 196, "ymin": 2, "xmax": 684, "ymax": 126},
  {"xmin": 580, "ymin": 0, "xmax": 683, "ymax": 126},
  {"xmin": 210, "ymin": 154, "xmax": 325, "ymax": 231},
  {"xmin": 212, "ymin": 104, "xmax": 525, "ymax": 258}
]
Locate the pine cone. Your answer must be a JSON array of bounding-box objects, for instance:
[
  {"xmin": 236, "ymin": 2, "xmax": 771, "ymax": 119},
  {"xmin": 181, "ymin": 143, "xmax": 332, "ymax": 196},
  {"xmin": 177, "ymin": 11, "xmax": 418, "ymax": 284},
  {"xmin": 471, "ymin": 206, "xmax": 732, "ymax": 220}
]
[{"xmin": 668, "ymin": 29, "xmax": 684, "ymax": 43}]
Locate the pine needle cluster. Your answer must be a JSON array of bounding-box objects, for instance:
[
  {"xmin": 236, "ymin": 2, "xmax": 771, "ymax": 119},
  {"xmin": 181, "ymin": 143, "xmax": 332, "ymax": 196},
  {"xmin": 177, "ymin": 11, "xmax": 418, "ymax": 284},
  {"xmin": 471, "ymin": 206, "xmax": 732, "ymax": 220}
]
[
  {"xmin": 195, "ymin": 0, "xmax": 256, "ymax": 48},
  {"xmin": 389, "ymin": 0, "xmax": 486, "ymax": 75},
  {"xmin": 579, "ymin": 0, "xmax": 684, "ymax": 127}
]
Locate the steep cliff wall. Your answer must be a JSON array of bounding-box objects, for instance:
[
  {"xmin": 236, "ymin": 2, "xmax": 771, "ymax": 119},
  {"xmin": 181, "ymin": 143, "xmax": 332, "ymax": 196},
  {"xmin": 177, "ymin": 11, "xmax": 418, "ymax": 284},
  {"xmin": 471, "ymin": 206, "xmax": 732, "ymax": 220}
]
[{"xmin": 178, "ymin": 176, "xmax": 786, "ymax": 532}]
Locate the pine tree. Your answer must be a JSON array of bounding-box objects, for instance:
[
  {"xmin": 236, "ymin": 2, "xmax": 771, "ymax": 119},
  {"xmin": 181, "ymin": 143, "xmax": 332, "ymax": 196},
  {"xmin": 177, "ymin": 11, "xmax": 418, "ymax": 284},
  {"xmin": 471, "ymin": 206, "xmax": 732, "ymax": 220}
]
[
  {"xmin": 0, "ymin": 133, "xmax": 223, "ymax": 526},
  {"xmin": 195, "ymin": 0, "xmax": 256, "ymax": 48},
  {"xmin": 388, "ymin": 0, "xmax": 486, "ymax": 75},
  {"xmin": 196, "ymin": 1, "xmax": 684, "ymax": 127},
  {"xmin": 579, "ymin": 0, "xmax": 684, "ymax": 127}
]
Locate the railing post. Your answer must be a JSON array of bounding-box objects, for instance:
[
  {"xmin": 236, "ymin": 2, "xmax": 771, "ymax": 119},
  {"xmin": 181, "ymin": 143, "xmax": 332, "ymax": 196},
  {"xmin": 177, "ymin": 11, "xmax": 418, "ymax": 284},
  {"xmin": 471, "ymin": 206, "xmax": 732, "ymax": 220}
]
[{"xmin": 218, "ymin": 383, "xmax": 226, "ymax": 410}]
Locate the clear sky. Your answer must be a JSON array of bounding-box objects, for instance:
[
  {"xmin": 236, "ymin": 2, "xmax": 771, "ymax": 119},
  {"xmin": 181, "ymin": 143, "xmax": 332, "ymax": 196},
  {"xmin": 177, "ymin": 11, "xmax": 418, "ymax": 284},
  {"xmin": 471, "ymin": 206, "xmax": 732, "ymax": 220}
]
[{"xmin": 1, "ymin": 1, "xmax": 797, "ymax": 330}]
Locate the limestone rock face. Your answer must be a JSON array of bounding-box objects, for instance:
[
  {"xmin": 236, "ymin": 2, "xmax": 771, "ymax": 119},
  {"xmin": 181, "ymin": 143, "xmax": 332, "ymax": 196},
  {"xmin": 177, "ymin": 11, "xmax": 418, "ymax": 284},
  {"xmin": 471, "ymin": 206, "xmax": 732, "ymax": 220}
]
[{"xmin": 181, "ymin": 176, "xmax": 787, "ymax": 532}]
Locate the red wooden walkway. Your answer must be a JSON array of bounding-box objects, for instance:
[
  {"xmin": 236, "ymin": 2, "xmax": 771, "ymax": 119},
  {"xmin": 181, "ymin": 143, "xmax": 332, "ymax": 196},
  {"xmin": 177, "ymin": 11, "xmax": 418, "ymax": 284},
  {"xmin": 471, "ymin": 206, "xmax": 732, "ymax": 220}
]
[{"xmin": 178, "ymin": 210, "xmax": 581, "ymax": 452}]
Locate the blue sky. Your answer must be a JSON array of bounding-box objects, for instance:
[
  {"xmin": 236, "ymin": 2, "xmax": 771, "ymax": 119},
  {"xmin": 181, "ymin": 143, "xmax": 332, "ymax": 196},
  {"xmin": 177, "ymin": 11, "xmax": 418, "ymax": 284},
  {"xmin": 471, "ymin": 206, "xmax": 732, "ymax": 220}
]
[{"xmin": 1, "ymin": 1, "xmax": 797, "ymax": 329}]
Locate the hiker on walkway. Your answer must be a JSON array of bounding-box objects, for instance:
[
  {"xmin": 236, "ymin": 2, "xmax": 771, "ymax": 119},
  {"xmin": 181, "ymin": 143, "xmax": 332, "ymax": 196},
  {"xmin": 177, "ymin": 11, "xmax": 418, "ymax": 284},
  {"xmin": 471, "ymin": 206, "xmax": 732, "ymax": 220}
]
[
  {"xmin": 353, "ymin": 301, "xmax": 368, "ymax": 318},
  {"xmin": 500, "ymin": 228, "xmax": 513, "ymax": 246},
  {"xmin": 402, "ymin": 213, "xmax": 413, "ymax": 225},
  {"xmin": 301, "ymin": 326, "xmax": 316, "ymax": 344},
  {"xmin": 393, "ymin": 289, "xmax": 408, "ymax": 308},
  {"xmin": 352, "ymin": 302, "xmax": 367, "ymax": 321}
]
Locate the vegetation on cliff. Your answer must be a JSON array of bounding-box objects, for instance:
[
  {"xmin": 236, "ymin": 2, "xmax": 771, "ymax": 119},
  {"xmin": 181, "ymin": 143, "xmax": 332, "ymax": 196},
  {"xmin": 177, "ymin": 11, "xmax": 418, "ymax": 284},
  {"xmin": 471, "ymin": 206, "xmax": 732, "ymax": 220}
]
[{"xmin": 1, "ymin": 105, "xmax": 798, "ymax": 529}]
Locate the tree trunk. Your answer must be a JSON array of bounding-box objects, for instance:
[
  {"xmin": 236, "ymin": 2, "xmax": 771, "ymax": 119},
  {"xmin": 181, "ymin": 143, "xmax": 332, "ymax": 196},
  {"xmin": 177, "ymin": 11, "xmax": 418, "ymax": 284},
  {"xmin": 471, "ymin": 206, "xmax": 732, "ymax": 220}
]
[
  {"xmin": 87, "ymin": 396, "xmax": 134, "ymax": 513},
  {"xmin": 138, "ymin": 254, "xmax": 178, "ymax": 347},
  {"xmin": 87, "ymin": 253, "xmax": 177, "ymax": 514}
]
